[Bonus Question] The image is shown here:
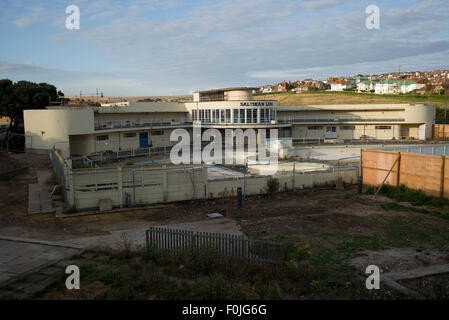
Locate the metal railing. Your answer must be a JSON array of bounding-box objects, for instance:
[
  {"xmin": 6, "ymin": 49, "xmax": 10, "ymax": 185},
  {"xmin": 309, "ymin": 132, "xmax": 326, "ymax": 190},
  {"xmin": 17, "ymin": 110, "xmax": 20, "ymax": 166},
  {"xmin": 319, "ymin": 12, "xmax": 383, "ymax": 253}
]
[
  {"xmin": 278, "ymin": 118, "xmax": 405, "ymax": 124},
  {"xmin": 145, "ymin": 227, "xmax": 284, "ymax": 264},
  {"xmin": 94, "ymin": 120, "xmax": 192, "ymax": 131}
]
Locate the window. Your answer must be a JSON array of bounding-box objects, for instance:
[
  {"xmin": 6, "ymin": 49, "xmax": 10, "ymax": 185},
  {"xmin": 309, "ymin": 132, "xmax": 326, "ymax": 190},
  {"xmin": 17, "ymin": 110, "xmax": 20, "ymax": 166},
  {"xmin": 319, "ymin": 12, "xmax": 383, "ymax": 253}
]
[
  {"xmin": 247, "ymin": 109, "xmax": 252, "ymax": 124},
  {"xmin": 151, "ymin": 130, "xmax": 164, "ymax": 135},
  {"xmin": 340, "ymin": 126, "xmax": 355, "ymax": 130},
  {"xmin": 271, "ymin": 109, "xmax": 276, "ymax": 120},
  {"xmin": 375, "ymin": 126, "xmax": 391, "ymax": 130},
  {"xmin": 199, "ymin": 109, "xmax": 204, "ymax": 122},
  {"xmin": 206, "ymin": 110, "xmax": 211, "ymax": 123},
  {"xmin": 308, "ymin": 126, "xmax": 323, "ymax": 130},
  {"xmin": 233, "ymin": 109, "xmax": 239, "ymax": 123},
  {"xmin": 240, "ymin": 109, "xmax": 245, "ymax": 123},
  {"xmin": 220, "ymin": 109, "xmax": 225, "ymax": 123},
  {"xmin": 96, "ymin": 135, "xmax": 109, "ymax": 141},
  {"xmin": 226, "ymin": 109, "xmax": 231, "ymax": 123},
  {"xmin": 252, "ymin": 108, "xmax": 258, "ymax": 123},
  {"xmin": 123, "ymin": 132, "xmax": 136, "ymax": 138},
  {"xmin": 260, "ymin": 109, "xmax": 265, "ymax": 123},
  {"xmin": 214, "ymin": 109, "xmax": 219, "ymax": 123}
]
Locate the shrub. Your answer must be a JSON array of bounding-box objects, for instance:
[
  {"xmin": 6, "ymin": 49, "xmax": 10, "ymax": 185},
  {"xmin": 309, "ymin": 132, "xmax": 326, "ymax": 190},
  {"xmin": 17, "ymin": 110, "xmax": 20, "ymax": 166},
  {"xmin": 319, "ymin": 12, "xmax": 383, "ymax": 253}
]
[{"xmin": 266, "ymin": 177, "xmax": 280, "ymax": 194}]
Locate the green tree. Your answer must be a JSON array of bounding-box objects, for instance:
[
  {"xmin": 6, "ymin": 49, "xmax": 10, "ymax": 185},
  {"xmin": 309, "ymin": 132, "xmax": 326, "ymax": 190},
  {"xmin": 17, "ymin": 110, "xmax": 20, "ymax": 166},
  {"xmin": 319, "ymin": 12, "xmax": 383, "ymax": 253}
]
[{"xmin": 0, "ymin": 79, "xmax": 59, "ymax": 133}]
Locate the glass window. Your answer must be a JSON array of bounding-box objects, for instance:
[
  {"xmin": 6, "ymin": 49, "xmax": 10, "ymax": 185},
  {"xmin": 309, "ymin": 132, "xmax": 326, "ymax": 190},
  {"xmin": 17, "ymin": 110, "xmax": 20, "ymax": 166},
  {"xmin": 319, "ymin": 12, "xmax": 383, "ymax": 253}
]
[
  {"xmin": 233, "ymin": 109, "xmax": 239, "ymax": 123},
  {"xmin": 207, "ymin": 110, "xmax": 211, "ymax": 123},
  {"xmin": 215, "ymin": 109, "xmax": 219, "ymax": 123},
  {"xmin": 260, "ymin": 109, "xmax": 265, "ymax": 123},
  {"xmin": 252, "ymin": 108, "xmax": 257, "ymax": 123},
  {"xmin": 226, "ymin": 109, "xmax": 231, "ymax": 123},
  {"xmin": 240, "ymin": 109, "xmax": 245, "ymax": 123},
  {"xmin": 271, "ymin": 109, "xmax": 276, "ymax": 120},
  {"xmin": 96, "ymin": 135, "xmax": 109, "ymax": 141},
  {"xmin": 220, "ymin": 109, "xmax": 225, "ymax": 123},
  {"xmin": 247, "ymin": 109, "xmax": 252, "ymax": 124},
  {"xmin": 123, "ymin": 132, "xmax": 136, "ymax": 138}
]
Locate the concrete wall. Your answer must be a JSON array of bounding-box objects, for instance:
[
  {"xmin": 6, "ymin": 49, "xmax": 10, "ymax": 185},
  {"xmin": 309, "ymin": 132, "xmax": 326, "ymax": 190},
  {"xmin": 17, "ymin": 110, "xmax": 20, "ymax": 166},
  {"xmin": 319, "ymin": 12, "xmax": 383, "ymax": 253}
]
[
  {"xmin": 24, "ymin": 109, "xmax": 95, "ymax": 158},
  {"xmin": 65, "ymin": 165, "xmax": 358, "ymax": 211}
]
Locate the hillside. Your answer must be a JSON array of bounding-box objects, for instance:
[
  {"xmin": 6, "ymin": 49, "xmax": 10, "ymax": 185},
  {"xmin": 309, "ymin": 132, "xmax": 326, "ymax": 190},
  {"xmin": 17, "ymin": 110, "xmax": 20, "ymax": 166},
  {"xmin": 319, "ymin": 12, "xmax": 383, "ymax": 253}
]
[{"xmin": 254, "ymin": 91, "xmax": 448, "ymax": 108}]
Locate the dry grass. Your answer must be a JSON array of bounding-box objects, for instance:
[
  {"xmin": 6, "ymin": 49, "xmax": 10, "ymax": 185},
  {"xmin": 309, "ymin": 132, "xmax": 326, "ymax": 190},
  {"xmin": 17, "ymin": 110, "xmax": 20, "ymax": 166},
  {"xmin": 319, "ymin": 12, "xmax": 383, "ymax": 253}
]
[{"xmin": 256, "ymin": 92, "xmax": 447, "ymax": 107}]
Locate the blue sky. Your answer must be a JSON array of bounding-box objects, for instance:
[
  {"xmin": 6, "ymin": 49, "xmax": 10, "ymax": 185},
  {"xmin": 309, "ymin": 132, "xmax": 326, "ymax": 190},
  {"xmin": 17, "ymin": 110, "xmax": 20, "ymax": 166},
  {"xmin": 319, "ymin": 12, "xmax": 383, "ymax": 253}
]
[{"xmin": 0, "ymin": 0, "xmax": 448, "ymax": 96}]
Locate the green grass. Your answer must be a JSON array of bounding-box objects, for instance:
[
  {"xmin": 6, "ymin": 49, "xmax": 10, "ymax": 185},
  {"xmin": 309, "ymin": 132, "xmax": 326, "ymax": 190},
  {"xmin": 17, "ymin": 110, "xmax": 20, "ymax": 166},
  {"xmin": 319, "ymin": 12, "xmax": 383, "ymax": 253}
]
[{"xmin": 366, "ymin": 184, "xmax": 449, "ymax": 208}]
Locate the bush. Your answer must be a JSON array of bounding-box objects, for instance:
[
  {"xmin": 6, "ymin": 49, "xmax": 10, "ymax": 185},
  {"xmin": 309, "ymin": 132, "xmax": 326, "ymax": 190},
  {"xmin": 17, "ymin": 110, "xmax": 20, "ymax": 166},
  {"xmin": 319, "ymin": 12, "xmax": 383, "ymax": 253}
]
[{"xmin": 266, "ymin": 177, "xmax": 280, "ymax": 194}]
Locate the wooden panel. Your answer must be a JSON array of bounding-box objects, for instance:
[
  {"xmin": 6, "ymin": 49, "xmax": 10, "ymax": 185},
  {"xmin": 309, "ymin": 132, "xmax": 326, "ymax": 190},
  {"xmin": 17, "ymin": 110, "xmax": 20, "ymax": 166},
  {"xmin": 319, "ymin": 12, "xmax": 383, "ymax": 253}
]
[
  {"xmin": 362, "ymin": 149, "xmax": 447, "ymax": 198},
  {"xmin": 362, "ymin": 150, "xmax": 399, "ymax": 187},
  {"xmin": 433, "ymin": 124, "xmax": 449, "ymax": 140},
  {"xmin": 399, "ymin": 153, "xmax": 443, "ymax": 197}
]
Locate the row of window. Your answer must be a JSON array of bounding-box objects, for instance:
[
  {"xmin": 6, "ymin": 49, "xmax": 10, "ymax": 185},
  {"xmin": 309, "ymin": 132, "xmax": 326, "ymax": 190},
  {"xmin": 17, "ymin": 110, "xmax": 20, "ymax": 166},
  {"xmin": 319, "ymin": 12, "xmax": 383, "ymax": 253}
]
[
  {"xmin": 95, "ymin": 130, "xmax": 164, "ymax": 141},
  {"xmin": 192, "ymin": 108, "xmax": 276, "ymax": 124},
  {"xmin": 307, "ymin": 125, "xmax": 392, "ymax": 131}
]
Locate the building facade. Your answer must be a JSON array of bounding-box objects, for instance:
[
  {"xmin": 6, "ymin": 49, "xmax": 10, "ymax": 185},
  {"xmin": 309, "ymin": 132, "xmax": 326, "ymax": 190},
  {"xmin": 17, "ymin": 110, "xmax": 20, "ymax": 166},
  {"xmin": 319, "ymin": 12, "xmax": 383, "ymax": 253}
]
[{"xmin": 23, "ymin": 87, "xmax": 435, "ymax": 158}]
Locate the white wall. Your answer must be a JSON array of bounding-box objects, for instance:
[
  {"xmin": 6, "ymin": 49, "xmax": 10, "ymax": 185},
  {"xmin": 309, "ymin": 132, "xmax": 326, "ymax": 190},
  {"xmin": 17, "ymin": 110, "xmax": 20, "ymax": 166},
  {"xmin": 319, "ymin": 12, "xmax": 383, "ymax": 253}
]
[{"xmin": 24, "ymin": 109, "xmax": 95, "ymax": 158}]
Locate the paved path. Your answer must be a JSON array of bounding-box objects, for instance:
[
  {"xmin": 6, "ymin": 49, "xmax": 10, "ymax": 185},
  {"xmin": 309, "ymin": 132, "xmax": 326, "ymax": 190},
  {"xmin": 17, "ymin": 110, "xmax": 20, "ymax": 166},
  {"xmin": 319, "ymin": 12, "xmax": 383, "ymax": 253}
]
[
  {"xmin": 0, "ymin": 239, "xmax": 79, "ymax": 285},
  {"xmin": 0, "ymin": 217, "xmax": 242, "ymax": 287},
  {"xmin": 63, "ymin": 217, "xmax": 244, "ymax": 249},
  {"xmin": 28, "ymin": 170, "xmax": 53, "ymax": 215}
]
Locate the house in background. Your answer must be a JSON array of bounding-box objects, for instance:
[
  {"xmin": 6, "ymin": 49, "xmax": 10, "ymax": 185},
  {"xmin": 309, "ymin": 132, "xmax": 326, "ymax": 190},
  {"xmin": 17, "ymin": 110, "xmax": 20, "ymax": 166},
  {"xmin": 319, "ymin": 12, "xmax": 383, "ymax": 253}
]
[{"xmin": 330, "ymin": 79, "xmax": 353, "ymax": 91}]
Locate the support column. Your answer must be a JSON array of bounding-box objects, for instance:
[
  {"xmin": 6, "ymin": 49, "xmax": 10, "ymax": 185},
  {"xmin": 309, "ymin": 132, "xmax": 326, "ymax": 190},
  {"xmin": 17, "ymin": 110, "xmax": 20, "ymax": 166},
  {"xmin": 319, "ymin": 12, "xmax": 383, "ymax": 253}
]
[{"xmin": 394, "ymin": 124, "xmax": 401, "ymax": 140}]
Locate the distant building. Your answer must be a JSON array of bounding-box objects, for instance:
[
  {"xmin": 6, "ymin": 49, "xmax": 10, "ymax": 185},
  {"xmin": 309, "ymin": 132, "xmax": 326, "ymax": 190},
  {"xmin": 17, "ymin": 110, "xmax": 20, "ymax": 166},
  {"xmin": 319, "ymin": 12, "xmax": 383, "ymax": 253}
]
[
  {"xmin": 374, "ymin": 79, "xmax": 425, "ymax": 94},
  {"xmin": 330, "ymin": 79, "xmax": 353, "ymax": 91}
]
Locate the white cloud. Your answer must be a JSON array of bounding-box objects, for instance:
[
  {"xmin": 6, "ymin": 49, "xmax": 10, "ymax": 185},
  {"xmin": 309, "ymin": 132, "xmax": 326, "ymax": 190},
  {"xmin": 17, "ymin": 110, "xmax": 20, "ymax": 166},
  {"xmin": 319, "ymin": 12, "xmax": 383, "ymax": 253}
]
[{"xmin": 3, "ymin": 0, "xmax": 449, "ymax": 94}]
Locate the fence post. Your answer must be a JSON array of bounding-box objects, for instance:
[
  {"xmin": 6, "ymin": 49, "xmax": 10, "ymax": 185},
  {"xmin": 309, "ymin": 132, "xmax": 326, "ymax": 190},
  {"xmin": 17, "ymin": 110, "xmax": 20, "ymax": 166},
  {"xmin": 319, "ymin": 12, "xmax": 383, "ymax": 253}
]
[
  {"xmin": 145, "ymin": 230, "xmax": 149, "ymax": 252},
  {"xmin": 132, "ymin": 170, "xmax": 136, "ymax": 206},
  {"xmin": 117, "ymin": 167, "xmax": 123, "ymax": 208},
  {"xmin": 396, "ymin": 152, "xmax": 401, "ymax": 187},
  {"xmin": 162, "ymin": 165, "xmax": 168, "ymax": 201},
  {"xmin": 202, "ymin": 165, "xmax": 208, "ymax": 198},
  {"xmin": 441, "ymin": 155, "xmax": 445, "ymax": 198}
]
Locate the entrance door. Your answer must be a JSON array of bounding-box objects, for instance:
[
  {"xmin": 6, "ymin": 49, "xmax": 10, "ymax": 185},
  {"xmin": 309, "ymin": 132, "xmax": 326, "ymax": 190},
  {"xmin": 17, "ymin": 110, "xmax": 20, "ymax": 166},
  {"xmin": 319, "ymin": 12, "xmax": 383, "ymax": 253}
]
[
  {"xmin": 325, "ymin": 126, "xmax": 337, "ymax": 139},
  {"xmin": 139, "ymin": 132, "xmax": 149, "ymax": 148}
]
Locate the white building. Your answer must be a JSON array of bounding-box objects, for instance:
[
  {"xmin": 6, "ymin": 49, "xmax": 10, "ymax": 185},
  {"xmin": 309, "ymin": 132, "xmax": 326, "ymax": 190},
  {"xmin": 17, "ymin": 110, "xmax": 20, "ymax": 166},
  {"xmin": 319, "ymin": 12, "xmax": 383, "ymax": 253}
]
[{"xmin": 23, "ymin": 87, "xmax": 435, "ymax": 158}]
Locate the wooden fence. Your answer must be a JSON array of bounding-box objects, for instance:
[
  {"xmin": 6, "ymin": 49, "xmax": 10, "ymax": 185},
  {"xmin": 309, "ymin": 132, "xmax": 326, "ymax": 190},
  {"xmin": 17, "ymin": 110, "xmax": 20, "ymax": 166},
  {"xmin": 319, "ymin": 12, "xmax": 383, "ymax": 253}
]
[
  {"xmin": 145, "ymin": 227, "xmax": 284, "ymax": 264},
  {"xmin": 361, "ymin": 149, "xmax": 449, "ymax": 198},
  {"xmin": 433, "ymin": 124, "xmax": 449, "ymax": 140}
]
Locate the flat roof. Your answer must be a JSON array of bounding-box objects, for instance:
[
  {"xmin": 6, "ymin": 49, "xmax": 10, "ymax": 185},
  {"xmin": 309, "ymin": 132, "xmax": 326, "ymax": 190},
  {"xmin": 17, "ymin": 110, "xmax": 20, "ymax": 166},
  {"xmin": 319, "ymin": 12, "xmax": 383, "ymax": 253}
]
[{"xmin": 194, "ymin": 87, "xmax": 258, "ymax": 94}]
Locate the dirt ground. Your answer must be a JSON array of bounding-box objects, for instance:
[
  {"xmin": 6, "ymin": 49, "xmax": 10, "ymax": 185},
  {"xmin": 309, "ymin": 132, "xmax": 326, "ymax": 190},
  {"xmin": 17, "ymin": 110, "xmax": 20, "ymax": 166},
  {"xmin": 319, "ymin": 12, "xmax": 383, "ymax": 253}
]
[{"xmin": 2, "ymin": 151, "xmax": 449, "ymax": 298}]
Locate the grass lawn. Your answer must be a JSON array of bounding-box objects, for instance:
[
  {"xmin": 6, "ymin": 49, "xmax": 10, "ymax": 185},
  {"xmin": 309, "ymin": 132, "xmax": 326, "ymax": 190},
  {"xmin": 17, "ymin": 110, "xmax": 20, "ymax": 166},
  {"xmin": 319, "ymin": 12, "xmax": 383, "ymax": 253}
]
[{"xmin": 254, "ymin": 91, "xmax": 449, "ymax": 109}]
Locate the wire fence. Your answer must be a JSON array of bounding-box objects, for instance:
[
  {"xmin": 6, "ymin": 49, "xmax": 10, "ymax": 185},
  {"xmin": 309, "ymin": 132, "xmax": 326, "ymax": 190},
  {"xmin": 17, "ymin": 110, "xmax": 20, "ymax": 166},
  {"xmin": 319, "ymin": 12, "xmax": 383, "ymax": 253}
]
[
  {"xmin": 0, "ymin": 132, "xmax": 26, "ymax": 153},
  {"xmin": 145, "ymin": 227, "xmax": 285, "ymax": 264}
]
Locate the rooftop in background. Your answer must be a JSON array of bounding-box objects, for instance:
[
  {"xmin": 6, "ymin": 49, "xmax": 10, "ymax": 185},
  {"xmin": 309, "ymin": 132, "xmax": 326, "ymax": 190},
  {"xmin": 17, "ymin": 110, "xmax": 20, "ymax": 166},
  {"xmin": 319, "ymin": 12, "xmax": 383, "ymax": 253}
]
[{"xmin": 193, "ymin": 87, "xmax": 259, "ymax": 102}]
